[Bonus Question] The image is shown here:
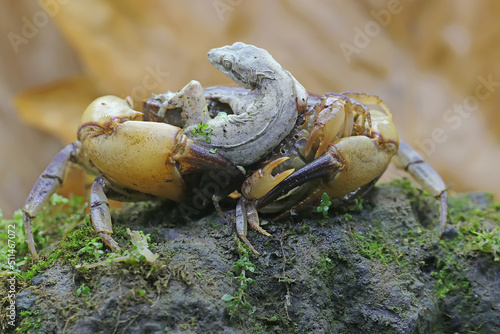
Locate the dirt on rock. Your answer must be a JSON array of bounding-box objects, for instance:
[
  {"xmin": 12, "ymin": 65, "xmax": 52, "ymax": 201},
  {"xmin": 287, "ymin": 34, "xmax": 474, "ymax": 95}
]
[{"xmin": 7, "ymin": 180, "xmax": 500, "ymax": 333}]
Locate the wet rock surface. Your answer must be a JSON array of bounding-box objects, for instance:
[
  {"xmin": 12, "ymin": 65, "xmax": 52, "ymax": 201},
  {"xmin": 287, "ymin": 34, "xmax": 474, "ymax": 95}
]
[{"xmin": 11, "ymin": 182, "xmax": 500, "ymax": 333}]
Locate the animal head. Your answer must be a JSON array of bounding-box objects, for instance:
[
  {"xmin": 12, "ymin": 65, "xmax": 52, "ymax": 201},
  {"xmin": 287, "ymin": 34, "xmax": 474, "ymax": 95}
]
[{"xmin": 207, "ymin": 42, "xmax": 279, "ymax": 89}]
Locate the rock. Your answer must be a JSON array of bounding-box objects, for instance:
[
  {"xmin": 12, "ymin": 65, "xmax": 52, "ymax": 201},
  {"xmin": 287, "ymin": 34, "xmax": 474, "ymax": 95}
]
[
  {"xmin": 10, "ymin": 181, "xmax": 500, "ymax": 333},
  {"xmin": 15, "ymin": 290, "xmax": 36, "ymax": 312}
]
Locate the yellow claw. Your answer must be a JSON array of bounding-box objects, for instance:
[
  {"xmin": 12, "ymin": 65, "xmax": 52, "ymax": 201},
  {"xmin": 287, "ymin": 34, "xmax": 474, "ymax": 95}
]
[{"xmin": 241, "ymin": 157, "xmax": 295, "ymax": 200}]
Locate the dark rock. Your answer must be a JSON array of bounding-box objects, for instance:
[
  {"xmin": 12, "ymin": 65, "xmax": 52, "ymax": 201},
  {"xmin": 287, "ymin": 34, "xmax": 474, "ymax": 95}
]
[
  {"xmin": 7, "ymin": 182, "xmax": 500, "ymax": 333},
  {"xmin": 15, "ymin": 290, "xmax": 36, "ymax": 311}
]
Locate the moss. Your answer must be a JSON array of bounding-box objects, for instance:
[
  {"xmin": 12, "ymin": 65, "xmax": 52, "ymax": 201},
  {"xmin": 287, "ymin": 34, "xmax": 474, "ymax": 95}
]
[
  {"xmin": 352, "ymin": 231, "xmax": 405, "ymax": 265},
  {"xmin": 1, "ymin": 194, "xmax": 87, "ymax": 277},
  {"xmin": 3, "ymin": 180, "xmax": 500, "ymax": 333},
  {"xmin": 313, "ymin": 254, "xmax": 336, "ymax": 278},
  {"xmin": 430, "ymin": 257, "xmax": 470, "ymax": 299},
  {"xmin": 388, "ymin": 178, "xmax": 426, "ymax": 199},
  {"xmin": 15, "ymin": 309, "xmax": 43, "ymax": 333},
  {"xmin": 447, "ymin": 193, "xmax": 500, "ymax": 261}
]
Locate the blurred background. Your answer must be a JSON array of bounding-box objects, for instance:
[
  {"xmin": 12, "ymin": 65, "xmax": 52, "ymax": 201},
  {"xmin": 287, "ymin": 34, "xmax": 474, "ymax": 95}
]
[{"xmin": 1, "ymin": 0, "xmax": 500, "ymax": 217}]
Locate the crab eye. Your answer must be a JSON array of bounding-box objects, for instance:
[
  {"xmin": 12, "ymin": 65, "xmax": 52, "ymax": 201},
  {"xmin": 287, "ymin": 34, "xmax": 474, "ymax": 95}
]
[{"xmin": 222, "ymin": 59, "xmax": 232, "ymax": 71}]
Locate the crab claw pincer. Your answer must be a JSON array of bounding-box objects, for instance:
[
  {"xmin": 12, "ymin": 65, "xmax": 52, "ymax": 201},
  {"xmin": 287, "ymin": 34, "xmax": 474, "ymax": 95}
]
[{"xmin": 241, "ymin": 157, "xmax": 295, "ymax": 200}]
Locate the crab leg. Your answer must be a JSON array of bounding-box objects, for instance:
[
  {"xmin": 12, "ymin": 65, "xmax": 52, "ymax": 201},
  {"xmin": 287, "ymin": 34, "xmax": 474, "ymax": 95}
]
[
  {"xmin": 305, "ymin": 98, "xmax": 346, "ymax": 159},
  {"xmin": 245, "ymin": 199, "xmax": 271, "ymax": 236},
  {"xmin": 392, "ymin": 141, "xmax": 448, "ymax": 236},
  {"xmin": 340, "ymin": 92, "xmax": 393, "ymax": 118},
  {"xmin": 23, "ymin": 142, "xmax": 80, "ymax": 261},
  {"xmin": 235, "ymin": 197, "xmax": 258, "ymax": 254},
  {"xmin": 327, "ymin": 93, "xmax": 373, "ymax": 131},
  {"xmin": 89, "ymin": 177, "xmax": 121, "ymax": 252},
  {"xmin": 235, "ymin": 197, "xmax": 272, "ymax": 254}
]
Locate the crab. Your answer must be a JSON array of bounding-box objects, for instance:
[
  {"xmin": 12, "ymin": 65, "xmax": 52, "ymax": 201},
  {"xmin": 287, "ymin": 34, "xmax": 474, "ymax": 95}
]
[
  {"xmin": 144, "ymin": 87, "xmax": 448, "ymax": 254},
  {"xmin": 231, "ymin": 92, "xmax": 449, "ymax": 253},
  {"xmin": 24, "ymin": 42, "xmax": 448, "ymax": 259},
  {"xmin": 22, "ymin": 95, "xmax": 247, "ymax": 261},
  {"xmin": 23, "ymin": 42, "xmax": 308, "ymax": 261}
]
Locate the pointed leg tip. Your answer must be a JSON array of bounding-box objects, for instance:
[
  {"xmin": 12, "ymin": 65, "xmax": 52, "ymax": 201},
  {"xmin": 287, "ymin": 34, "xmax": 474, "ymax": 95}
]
[
  {"xmin": 239, "ymin": 235, "xmax": 260, "ymax": 254},
  {"xmin": 437, "ymin": 191, "xmax": 448, "ymax": 239},
  {"xmin": 250, "ymin": 222, "xmax": 272, "ymax": 237},
  {"xmin": 100, "ymin": 233, "xmax": 121, "ymax": 252},
  {"xmin": 305, "ymin": 127, "xmax": 320, "ymax": 157},
  {"xmin": 249, "ymin": 247, "xmax": 260, "ymax": 255},
  {"xmin": 29, "ymin": 249, "xmax": 40, "ymax": 262}
]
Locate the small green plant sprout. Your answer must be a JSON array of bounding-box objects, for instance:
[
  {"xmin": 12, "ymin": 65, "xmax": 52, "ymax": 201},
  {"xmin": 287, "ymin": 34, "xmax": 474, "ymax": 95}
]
[
  {"xmin": 17, "ymin": 309, "xmax": 42, "ymax": 332},
  {"xmin": 191, "ymin": 122, "xmax": 213, "ymax": 144},
  {"xmin": 317, "ymin": 192, "xmax": 332, "ymax": 218},
  {"xmin": 466, "ymin": 226, "xmax": 500, "ymax": 261},
  {"xmin": 350, "ymin": 198, "xmax": 364, "ymax": 211},
  {"xmin": 77, "ymin": 237, "xmax": 104, "ymax": 260},
  {"xmin": 221, "ymin": 242, "xmax": 257, "ymax": 318},
  {"xmin": 76, "ymin": 283, "xmax": 91, "ymax": 296}
]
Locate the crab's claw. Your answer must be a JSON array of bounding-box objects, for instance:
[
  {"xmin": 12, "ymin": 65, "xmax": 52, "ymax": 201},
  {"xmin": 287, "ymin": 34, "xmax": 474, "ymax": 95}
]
[
  {"xmin": 257, "ymin": 152, "xmax": 343, "ymax": 210},
  {"xmin": 305, "ymin": 98, "xmax": 346, "ymax": 159},
  {"xmin": 241, "ymin": 157, "xmax": 295, "ymax": 200}
]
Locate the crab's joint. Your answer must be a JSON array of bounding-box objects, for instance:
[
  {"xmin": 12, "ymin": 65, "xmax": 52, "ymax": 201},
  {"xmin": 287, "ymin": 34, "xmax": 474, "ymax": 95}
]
[
  {"xmin": 40, "ymin": 173, "xmax": 63, "ymax": 185},
  {"xmin": 23, "ymin": 212, "xmax": 39, "ymax": 261},
  {"xmin": 90, "ymin": 200, "xmax": 109, "ymax": 209},
  {"xmin": 393, "ymin": 141, "xmax": 448, "ymax": 237},
  {"xmin": 90, "ymin": 177, "xmax": 120, "ymax": 252},
  {"xmin": 246, "ymin": 199, "xmax": 271, "ymax": 237},
  {"xmin": 23, "ymin": 142, "xmax": 79, "ymax": 261},
  {"xmin": 236, "ymin": 197, "xmax": 259, "ymax": 254}
]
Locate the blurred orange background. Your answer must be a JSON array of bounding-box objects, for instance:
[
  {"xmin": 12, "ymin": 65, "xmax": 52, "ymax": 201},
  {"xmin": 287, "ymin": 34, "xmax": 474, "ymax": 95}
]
[{"xmin": 2, "ymin": 0, "xmax": 500, "ymax": 217}]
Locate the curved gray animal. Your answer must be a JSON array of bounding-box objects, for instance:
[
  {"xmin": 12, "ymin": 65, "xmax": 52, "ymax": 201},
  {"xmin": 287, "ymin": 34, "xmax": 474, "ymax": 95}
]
[{"xmin": 157, "ymin": 42, "xmax": 308, "ymax": 166}]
